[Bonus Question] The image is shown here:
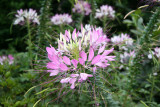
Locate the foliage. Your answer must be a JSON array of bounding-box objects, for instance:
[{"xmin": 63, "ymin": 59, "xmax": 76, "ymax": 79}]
[{"xmin": 0, "ymin": 0, "xmax": 160, "ymax": 107}]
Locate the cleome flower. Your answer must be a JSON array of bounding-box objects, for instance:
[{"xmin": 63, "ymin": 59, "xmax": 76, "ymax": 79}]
[
  {"xmin": 72, "ymin": 1, "xmax": 92, "ymax": 15},
  {"xmin": 148, "ymin": 47, "xmax": 160, "ymax": 59},
  {"xmin": 14, "ymin": 8, "xmax": 39, "ymax": 25},
  {"xmin": 95, "ymin": 5, "xmax": 115, "ymax": 19},
  {"xmin": 51, "ymin": 14, "xmax": 72, "ymax": 25},
  {"xmin": 111, "ymin": 33, "xmax": 133, "ymax": 50},
  {"xmin": 0, "ymin": 55, "xmax": 14, "ymax": 65},
  {"xmin": 120, "ymin": 51, "xmax": 136, "ymax": 64},
  {"xmin": 46, "ymin": 25, "xmax": 115, "ymax": 89}
]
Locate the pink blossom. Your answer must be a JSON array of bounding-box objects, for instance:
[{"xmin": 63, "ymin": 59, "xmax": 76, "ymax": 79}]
[
  {"xmin": 14, "ymin": 8, "xmax": 39, "ymax": 25},
  {"xmin": 111, "ymin": 33, "xmax": 133, "ymax": 50},
  {"xmin": 0, "ymin": 55, "xmax": 14, "ymax": 65},
  {"xmin": 95, "ymin": 5, "xmax": 115, "ymax": 19},
  {"xmin": 46, "ymin": 25, "xmax": 115, "ymax": 89},
  {"xmin": 51, "ymin": 14, "xmax": 72, "ymax": 25},
  {"xmin": 72, "ymin": 1, "xmax": 91, "ymax": 15}
]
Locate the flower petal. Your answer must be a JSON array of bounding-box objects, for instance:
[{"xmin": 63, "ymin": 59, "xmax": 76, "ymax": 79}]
[
  {"xmin": 91, "ymin": 55, "xmax": 101, "ymax": 64},
  {"xmin": 60, "ymin": 63, "xmax": 68, "ymax": 71},
  {"xmin": 79, "ymin": 51, "xmax": 87, "ymax": 61},
  {"xmin": 98, "ymin": 44, "xmax": 105, "ymax": 54},
  {"xmin": 60, "ymin": 77, "xmax": 71, "ymax": 83},
  {"xmin": 63, "ymin": 56, "xmax": 71, "ymax": 65},
  {"xmin": 71, "ymin": 59, "xmax": 78, "ymax": 68},
  {"xmin": 79, "ymin": 58, "xmax": 85, "ymax": 65},
  {"xmin": 102, "ymin": 48, "xmax": 114, "ymax": 56},
  {"xmin": 72, "ymin": 29, "xmax": 77, "ymax": 41},
  {"xmin": 48, "ymin": 70, "xmax": 59, "ymax": 76},
  {"xmin": 80, "ymin": 73, "xmax": 93, "ymax": 81},
  {"xmin": 70, "ymin": 74, "xmax": 79, "ymax": 78},
  {"xmin": 93, "ymin": 67, "xmax": 96, "ymax": 73},
  {"xmin": 88, "ymin": 47, "xmax": 94, "ymax": 61},
  {"xmin": 46, "ymin": 46, "xmax": 56, "ymax": 55},
  {"xmin": 46, "ymin": 62, "xmax": 59, "ymax": 69}
]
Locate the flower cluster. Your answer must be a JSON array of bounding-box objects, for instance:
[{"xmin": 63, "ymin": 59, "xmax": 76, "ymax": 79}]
[
  {"xmin": 0, "ymin": 55, "xmax": 14, "ymax": 65},
  {"xmin": 46, "ymin": 25, "xmax": 115, "ymax": 89},
  {"xmin": 119, "ymin": 51, "xmax": 135, "ymax": 69},
  {"xmin": 148, "ymin": 47, "xmax": 160, "ymax": 59},
  {"xmin": 95, "ymin": 5, "xmax": 115, "ymax": 19},
  {"xmin": 120, "ymin": 51, "xmax": 135, "ymax": 63},
  {"xmin": 72, "ymin": 1, "xmax": 91, "ymax": 15},
  {"xmin": 14, "ymin": 9, "xmax": 39, "ymax": 25},
  {"xmin": 111, "ymin": 33, "xmax": 133, "ymax": 50},
  {"xmin": 51, "ymin": 14, "xmax": 72, "ymax": 25}
]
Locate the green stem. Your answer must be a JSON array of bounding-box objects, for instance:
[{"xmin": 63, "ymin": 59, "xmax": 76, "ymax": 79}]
[
  {"xmin": 150, "ymin": 75, "xmax": 155, "ymax": 102},
  {"xmin": 27, "ymin": 19, "xmax": 33, "ymax": 67},
  {"xmin": 102, "ymin": 17, "xmax": 107, "ymax": 32}
]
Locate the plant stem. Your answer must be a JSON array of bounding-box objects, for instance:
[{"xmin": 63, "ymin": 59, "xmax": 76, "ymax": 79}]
[
  {"xmin": 102, "ymin": 17, "xmax": 107, "ymax": 32},
  {"xmin": 27, "ymin": 19, "xmax": 33, "ymax": 67},
  {"xmin": 150, "ymin": 74, "xmax": 155, "ymax": 102}
]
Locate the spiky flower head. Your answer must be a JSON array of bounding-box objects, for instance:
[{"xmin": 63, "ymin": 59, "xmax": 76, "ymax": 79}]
[
  {"xmin": 111, "ymin": 33, "xmax": 133, "ymax": 50},
  {"xmin": 14, "ymin": 9, "xmax": 39, "ymax": 25},
  {"xmin": 46, "ymin": 25, "xmax": 115, "ymax": 89},
  {"xmin": 120, "ymin": 51, "xmax": 136, "ymax": 63},
  {"xmin": 148, "ymin": 47, "xmax": 160, "ymax": 59},
  {"xmin": 51, "ymin": 14, "xmax": 72, "ymax": 25},
  {"xmin": 72, "ymin": 1, "xmax": 92, "ymax": 15},
  {"xmin": 0, "ymin": 55, "xmax": 14, "ymax": 65},
  {"xmin": 95, "ymin": 5, "xmax": 115, "ymax": 19}
]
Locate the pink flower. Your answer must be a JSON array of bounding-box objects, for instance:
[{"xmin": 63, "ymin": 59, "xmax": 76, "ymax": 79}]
[
  {"xmin": 51, "ymin": 14, "xmax": 72, "ymax": 25},
  {"xmin": 14, "ymin": 9, "xmax": 39, "ymax": 25},
  {"xmin": 0, "ymin": 55, "xmax": 14, "ymax": 65},
  {"xmin": 95, "ymin": 5, "xmax": 115, "ymax": 19},
  {"xmin": 111, "ymin": 33, "xmax": 133, "ymax": 50},
  {"xmin": 46, "ymin": 25, "xmax": 115, "ymax": 89},
  {"xmin": 72, "ymin": 1, "xmax": 91, "ymax": 15}
]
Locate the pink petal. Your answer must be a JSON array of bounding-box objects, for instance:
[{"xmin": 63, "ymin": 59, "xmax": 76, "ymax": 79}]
[
  {"xmin": 60, "ymin": 77, "xmax": 71, "ymax": 83},
  {"xmin": 91, "ymin": 55, "xmax": 101, "ymax": 64},
  {"xmin": 70, "ymin": 74, "xmax": 79, "ymax": 78},
  {"xmin": 105, "ymin": 56, "xmax": 116, "ymax": 61},
  {"xmin": 79, "ymin": 39, "xmax": 81, "ymax": 51},
  {"xmin": 64, "ymin": 31, "xmax": 69, "ymax": 42},
  {"xmin": 46, "ymin": 62, "xmax": 59, "ymax": 69},
  {"xmin": 48, "ymin": 70, "xmax": 59, "ymax": 76},
  {"xmin": 93, "ymin": 67, "xmax": 96, "ymax": 73},
  {"xmin": 72, "ymin": 29, "xmax": 76, "ymax": 41},
  {"xmin": 8, "ymin": 55, "xmax": 14, "ymax": 60},
  {"xmin": 69, "ymin": 78, "xmax": 77, "ymax": 89},
  {"xmin": 102, "ymin": 48, "xmax": 114, "ymax": 56},
  {"xmin": 69, "ymin": 78, "xmax": 77, "ymax": 84},
  {"xmin": 63, "ymin": 56, "xmax": 71, "ymax": 65},
  {"xmin": 98, "ymin": 45, "xmax": 106, "ymax": 54},
  {"xmin": 71, "ymin": 59, "xmax": 78, "ymax": 68},
  {"xmin": 80, "ymin": 73, "xmax": 93, "ymax": 81},
  {"xmin": 95, "ymin": 62, "xmax": 106, "ymax": 67},
  {"xmin": 46, "ymin": 46, "xmax": 56, "ymax": 55},
  {"xmin": 79, "ymin": 58, "xmax": 85, "ymax": 65},
  {"xmin": 88, "ymin": 47, "xmax": 94, "ymax": 61},
  {"xmin": 79, "ymin": 51, "xmax": 87, "ymax": 61},
  {"xmin": 48, "ymin": 54, "xmax": 60, "ymax": 65},
  {"xmin": 70, "ymin": 84, "xmax": 75, "ymax": 89},
  {"xmin": 60, "ymin": 63, "xmax": 68, "ymax": 71}
]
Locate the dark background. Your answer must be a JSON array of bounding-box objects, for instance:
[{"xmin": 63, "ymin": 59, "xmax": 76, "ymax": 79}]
[{"xmin": 0, "ymin": 0, "xmax": 139, "ymax": 51}]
